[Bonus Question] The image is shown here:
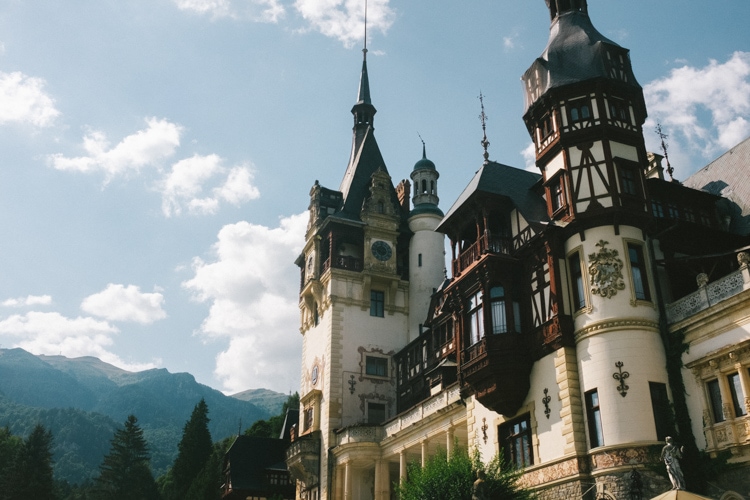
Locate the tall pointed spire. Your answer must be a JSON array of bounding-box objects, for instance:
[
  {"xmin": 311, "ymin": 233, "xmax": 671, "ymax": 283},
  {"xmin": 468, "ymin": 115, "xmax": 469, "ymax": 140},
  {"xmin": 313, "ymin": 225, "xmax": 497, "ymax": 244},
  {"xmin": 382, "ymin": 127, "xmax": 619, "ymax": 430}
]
[{"xmin": 352, "ymin": 0, "xmax": 375, "ymax": 126}]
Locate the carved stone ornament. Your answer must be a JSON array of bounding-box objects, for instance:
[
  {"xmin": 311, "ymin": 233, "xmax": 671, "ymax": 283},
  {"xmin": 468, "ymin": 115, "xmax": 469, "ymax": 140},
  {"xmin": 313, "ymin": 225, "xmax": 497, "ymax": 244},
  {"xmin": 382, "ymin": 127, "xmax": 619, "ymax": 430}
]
[
  {"xmin": 588, "ymin": 240, "xmax": 626, "ymax": 299},
  {"xmin": 696, "ymin": 273, "xmax": 709, "ymax": 288},
  {"xmin": 738, "ymin": 252, "xmax": 750, "ymax": 267}
]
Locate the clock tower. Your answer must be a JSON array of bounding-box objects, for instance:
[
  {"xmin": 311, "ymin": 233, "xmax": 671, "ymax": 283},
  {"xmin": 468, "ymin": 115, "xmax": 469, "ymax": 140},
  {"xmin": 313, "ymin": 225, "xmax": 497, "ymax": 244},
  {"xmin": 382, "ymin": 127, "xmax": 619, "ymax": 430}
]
[{"xmin": 288, "ymin": 48, "xmax": 443, "ymax": 500}]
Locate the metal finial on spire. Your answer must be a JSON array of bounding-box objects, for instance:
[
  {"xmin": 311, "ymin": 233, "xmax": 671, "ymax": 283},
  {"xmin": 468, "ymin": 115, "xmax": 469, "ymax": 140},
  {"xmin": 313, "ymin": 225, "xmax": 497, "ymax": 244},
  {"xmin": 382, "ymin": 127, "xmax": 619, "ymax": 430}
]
[
  {"xmin": 418, "ymin": 132, "xmax": 426, "ymax": 158},
  {"xmin": 479, "ymin": 92, "xmax": 490, "ymax": 165},
  {"xmin": 363, "ymin": 0, "xmax": 368, "ymax": 60},
  {"xmin": 656, "ymin": 123, "xmax": 674, "ymax": 181}
]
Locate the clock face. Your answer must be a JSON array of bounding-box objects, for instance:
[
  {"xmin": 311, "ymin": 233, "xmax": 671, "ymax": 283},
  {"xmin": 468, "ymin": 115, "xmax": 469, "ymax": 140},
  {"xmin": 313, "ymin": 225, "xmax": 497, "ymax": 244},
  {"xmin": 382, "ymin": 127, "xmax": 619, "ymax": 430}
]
[
  {"xmin": 306, "ymin": 254, "xmax": 314, "ymax": 274},
  {"xmin": 371, "ymin": 241, "xmax": 392, "ymax": 261},
  {"xmin": 311, "ymin": 365, "xmax": 319, "ymax": 386}
]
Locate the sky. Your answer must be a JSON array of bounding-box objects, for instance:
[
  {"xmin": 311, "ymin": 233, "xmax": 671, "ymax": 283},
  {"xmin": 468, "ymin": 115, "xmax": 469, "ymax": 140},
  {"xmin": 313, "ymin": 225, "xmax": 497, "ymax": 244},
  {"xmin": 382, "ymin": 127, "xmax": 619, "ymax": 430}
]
[{"xmin": 0, "ymin": 0, "xmax": 748, "ymax": 395}]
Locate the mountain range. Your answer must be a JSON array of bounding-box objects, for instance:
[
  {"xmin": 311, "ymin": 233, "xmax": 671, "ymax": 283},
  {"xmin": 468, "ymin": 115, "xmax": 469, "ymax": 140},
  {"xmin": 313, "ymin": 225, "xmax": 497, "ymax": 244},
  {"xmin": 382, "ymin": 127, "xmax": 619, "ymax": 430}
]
[{"xmin": 0, "ymin": 348, "xmax": 289, "ymax": 484}]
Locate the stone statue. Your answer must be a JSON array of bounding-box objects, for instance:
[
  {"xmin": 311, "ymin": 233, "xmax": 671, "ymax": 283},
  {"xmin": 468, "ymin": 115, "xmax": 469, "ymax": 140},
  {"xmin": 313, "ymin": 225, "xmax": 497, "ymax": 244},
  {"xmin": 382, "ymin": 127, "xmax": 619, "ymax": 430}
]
[
  {"xmin": 472, "ymin": 469, "xmax": 488, "ymax": 500},
  {"xmin": 660, "ymin": 436, "xmax": 686, "ymax": 490}
]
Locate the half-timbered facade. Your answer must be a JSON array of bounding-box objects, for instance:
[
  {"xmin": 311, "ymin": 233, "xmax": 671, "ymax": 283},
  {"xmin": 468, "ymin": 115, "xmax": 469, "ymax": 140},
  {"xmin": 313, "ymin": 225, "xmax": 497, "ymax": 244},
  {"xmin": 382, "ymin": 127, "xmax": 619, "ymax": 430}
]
[{"xmin": 287, "ymin": 2, "xmax": 750, "ymax": 499}]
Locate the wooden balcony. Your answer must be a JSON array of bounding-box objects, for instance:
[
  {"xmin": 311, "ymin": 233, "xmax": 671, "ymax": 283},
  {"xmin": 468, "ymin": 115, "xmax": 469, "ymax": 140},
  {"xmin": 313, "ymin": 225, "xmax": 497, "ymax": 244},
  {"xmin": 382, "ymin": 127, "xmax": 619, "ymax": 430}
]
[
  {"xmin": 461, "ymin": 334, "xmax": 532, "ymax": 416},
  {"xmin": 452, "ymin": 233, "xmax": 512, "ymax": 276},
  {"xmin": 322, "ymin": 255, "xmax": 363, "ymax": 274}
]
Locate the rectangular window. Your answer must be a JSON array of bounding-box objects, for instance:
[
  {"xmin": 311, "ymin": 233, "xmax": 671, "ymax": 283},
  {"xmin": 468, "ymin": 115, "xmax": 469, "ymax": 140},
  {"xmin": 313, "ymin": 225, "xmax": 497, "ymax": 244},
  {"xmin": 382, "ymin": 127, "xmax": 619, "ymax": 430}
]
[
  {"xmin": 569, "ymin": 252, "xmax": 585, "ymax": 311},
  {"xmin": 652, "ymin": 200, "xmax": 665, "ymax": 218},
  {"xmin": 549, "ymin": 176, "xmax": 565, "ymax": 213},
  {"xmin": 585, "ymin": 389, "xmax": 604, "ymax": 448},
  {"xmin": 366, "ymin": 356, "xmax": 388, "ymax": 377},
  {"xmin": 367, "ymin": 402, "xmax": 386, "ymax": 425},
  {"xmin": 499, "ymin": 415, "xmax": 533, "ymax": 469},
  {"xmin": 303, "ymin": 406, "xmax": 314, "ymax": 432},
  {"xmin": 728, "ymin": 373, "xmax": 747, "ymax": 417},
  {"xmin": 418, "ymin": 253, "xmax": 423, "ymax": 267},
  {"xmin": 649, "ymin": 382, "xmax": 672, "ymax": 441},
  {"xmin": 490, "ymin": 286, "xmax": 507, "ymax": 334},
  {"xmin": 707, "ymin": 379, "xmax": 725, "ymax": 423},
  {"xmin": 370, "ymin": 290, "xmax": 384, "ymax": 317},
  {"xmin": 619, "ymin": 166, "xmax": 638, "ymax": 196},
  {"xmin": 628, "ymin": 243, "xmax": 651, "ymax": 301},
  {"xmin": 468, "ymin": 290, "xmax": 484, "ymax": 345}
]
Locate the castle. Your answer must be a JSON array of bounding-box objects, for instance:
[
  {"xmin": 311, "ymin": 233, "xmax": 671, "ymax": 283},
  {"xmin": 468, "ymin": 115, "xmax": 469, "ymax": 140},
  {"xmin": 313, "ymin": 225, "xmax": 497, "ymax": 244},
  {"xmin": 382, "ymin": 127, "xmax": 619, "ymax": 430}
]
[{"xmin": 285, "ymin": 1, "xmax": 750, "ymax": 499}]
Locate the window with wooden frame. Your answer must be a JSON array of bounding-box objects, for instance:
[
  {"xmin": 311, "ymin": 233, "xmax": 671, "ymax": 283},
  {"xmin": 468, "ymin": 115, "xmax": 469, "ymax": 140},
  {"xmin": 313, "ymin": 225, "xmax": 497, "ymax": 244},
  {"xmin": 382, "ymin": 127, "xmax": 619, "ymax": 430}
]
[
  {"xmin": 467, "ymin": 290, "xmax": 485, "ymax": 346},
  {"xmin": 365, "ymin": 355, "xmax": 388, "ymax": 378},
  {"xmin": 547, "ymin": 173, "xmax": 567, "ymax": 215},
  {"xmin": 498, "ymin": 414, "xmax": 533, "ymax": 469}
]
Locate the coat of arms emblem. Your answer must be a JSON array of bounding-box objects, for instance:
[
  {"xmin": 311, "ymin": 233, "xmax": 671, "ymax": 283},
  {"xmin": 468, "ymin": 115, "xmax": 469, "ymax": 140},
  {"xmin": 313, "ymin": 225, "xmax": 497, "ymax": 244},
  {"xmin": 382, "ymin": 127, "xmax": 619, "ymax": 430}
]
[{"xmin": 588, "ymin": 240, "xmax": 625, "ymax": 298}]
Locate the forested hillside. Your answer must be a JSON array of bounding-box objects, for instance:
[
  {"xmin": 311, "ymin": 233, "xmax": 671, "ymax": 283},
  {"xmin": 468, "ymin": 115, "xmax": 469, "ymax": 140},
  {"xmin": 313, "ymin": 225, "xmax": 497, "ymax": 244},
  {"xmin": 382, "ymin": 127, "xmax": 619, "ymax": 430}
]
[{"xmin": 0, "ymin": 348, "xmax": 286, "ymax": 484}]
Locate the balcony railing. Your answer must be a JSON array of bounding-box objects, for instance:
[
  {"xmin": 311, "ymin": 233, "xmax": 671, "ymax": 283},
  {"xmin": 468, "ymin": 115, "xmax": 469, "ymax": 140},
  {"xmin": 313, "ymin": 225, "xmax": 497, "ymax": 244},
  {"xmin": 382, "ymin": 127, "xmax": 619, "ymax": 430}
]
[
  {"xmin": 666, "ymin": 267, "xmax": 750, "ymax": 324},
  {"xmin": 335, "ymin": 425, "xmax": 385, "ymax": 446},
  {"xmin": 385, "ymin": 385, "xmax": 461, "ymax": 437},
  {"xmin": 453, "ymin": 233, "xmax": 512, "ymax": 276},
  {"xmin": 322, "ymin": 255, "xmax": 363, "ymax": 274}
]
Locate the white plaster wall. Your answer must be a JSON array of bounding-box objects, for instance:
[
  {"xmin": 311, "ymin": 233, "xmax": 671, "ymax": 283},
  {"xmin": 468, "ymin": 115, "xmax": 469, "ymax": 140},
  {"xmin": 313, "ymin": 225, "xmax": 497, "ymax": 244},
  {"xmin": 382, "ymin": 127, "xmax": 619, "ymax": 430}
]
[
  {"xmin": 408, "ymin": 213, "xmax": 445, "ymax": 342},
  {"xmin": 610, "ymin": 141, "xmax": 639, "ymax": 162},
  {"xmin": 682, "ymin": 366, "xmax": 709, "ymax": 449},
  {"xmin": 339, "ymin": 305, "xmax": 408, "ymax": 427},
  {"xmin": 545, "ymin": 151, "xmax": 566, "ymax": 179},
  {"xmin": 683, "ymin": 324, "xmax": 750, "ymax": 364},
  {"xmin": 566, "ymin": 225, "xmax": 659, "ymax": 332},
  {"xmin": 527, "ymin": 353, "xmax": 566, "ymax": 463},
  {"xmin": 577, "ymin": 330, "xmax": 668, "ymax": 445}
]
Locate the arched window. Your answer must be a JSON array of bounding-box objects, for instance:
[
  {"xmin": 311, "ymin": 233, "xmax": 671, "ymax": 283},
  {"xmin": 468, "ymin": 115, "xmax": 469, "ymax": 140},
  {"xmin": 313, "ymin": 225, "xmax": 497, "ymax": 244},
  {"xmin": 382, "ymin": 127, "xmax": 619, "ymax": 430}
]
[
  {"xmin": 421, "ymin": 179, "xmax": 428, "ymax": 194},
  {"xmin": 430, "ymin": 181, "xmax": 435, "ymax": 195}
]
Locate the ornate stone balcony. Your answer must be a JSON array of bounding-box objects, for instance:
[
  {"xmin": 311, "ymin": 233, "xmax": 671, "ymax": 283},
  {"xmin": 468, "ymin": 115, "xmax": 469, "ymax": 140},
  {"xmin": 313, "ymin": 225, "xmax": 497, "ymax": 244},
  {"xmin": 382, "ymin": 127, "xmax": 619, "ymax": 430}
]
[
  {"xmin": 286, "ymin": 431, "xmax": 321, "ymax": 490},
  {"xmin": 335, "ymin": 425, "xmax": 385, "ymax": 446},
  {"xmin": 666, "ymin": 258, "xmax": 750, "ymax": 324},
  {"xmin": 384, "ymin": 384, "xmax": 461, "ymax": 437}
]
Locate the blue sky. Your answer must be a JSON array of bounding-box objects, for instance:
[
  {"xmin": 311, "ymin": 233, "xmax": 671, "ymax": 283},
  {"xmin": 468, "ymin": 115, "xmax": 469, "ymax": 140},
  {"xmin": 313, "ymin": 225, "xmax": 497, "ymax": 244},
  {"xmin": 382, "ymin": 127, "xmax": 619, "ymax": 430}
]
[{"xmin": 0, "ymin": 0, "xmax": 748, "ymax": 394}]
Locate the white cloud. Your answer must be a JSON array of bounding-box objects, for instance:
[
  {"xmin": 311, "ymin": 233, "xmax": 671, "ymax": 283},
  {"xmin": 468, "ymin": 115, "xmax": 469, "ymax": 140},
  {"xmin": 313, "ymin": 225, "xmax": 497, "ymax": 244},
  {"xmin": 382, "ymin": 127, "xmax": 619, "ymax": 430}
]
[
  {"xmin": 2, "ymin": 295, "xmax": 53, "ymax": 308},
  {"xmin": 521, "ymin": 142, "xmax": 537, "ymax": 172},
  {"xmin": 0, "ymin": 311, "xmax": 156, "ymax": 371},
  {"xmin": 159, "ymin": 154, "xmax": 260, "ymax": 217},
  {"xmin": 48, "ymin": 117, "xmax": 182, "ymax": 182},
  {"xmin": 183, "ymin": 212, "xmax": 307, "ymax": 392},
  {"xmin": 81, "ymin": 284, "xmax": 167, "ymax": 324},
  {"xmin": 173, "ymin": 0, "xmax": 285, "ymax": 22},
  {"xmin": 294, "ymin": 0, "xmax": 395, "ymax": 48},
  {"xmin": 0, "ymin": 71, "xmax": 60, "ymax": 127},
  {"xmin": 644, "ymin": 51, "xmax": 750, "ymax": 168}
]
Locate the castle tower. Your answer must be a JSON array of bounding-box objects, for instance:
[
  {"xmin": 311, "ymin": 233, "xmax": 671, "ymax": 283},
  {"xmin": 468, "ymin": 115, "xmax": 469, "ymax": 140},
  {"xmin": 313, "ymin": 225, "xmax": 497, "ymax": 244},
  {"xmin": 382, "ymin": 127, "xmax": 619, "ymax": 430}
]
[
  {"xmin": 288, "ymin": 47, "xmax": 446, "ymax": 500},
  {"xmin": 407, "ymin": 144, "xmax": 444, "ymax": 341},
  {"xmin": 521, "ymin": 0, "xmax": 670, "ymax": 465}
]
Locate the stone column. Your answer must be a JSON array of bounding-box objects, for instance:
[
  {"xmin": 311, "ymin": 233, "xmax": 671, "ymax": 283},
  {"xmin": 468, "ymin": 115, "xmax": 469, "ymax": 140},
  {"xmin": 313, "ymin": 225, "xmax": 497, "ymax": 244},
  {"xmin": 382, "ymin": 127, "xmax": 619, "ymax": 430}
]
[
  {"xmin": 421, "ymin": 439, "xmax": 427, "ymax": 467},
  {"xmin": 399, "ymin": 450, "xmax": 407, "ymax": 482},
  {"xmin": 344, "ymin": 460, "xmax": 352, "ymax": 500},
  {"xmin": 732, "ymin": 359, "xmax": 750, "ymax": 415},
  {"xmin": 446, "ymin": 427, "xmax": 454, "ymax": 458},
  {"xmin": 717, "ymin": 373, "xmax": 735, "ymax": 421}
]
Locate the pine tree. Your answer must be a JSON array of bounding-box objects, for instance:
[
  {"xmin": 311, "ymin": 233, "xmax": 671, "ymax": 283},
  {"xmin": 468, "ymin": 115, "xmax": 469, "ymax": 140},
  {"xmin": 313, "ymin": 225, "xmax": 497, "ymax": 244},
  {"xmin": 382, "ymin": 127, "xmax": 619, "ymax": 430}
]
[
  {"xmin": 162, "ymin": 399, "xmax": 212, "ymax": 500},
  {"xmin": 95, "ymin": 415, "xmax": 159, "ymax": 500},
  {"xmin": 0, "ymin": 427, "xmax": 23, "ymax": 498},
  {"xmin": 2, "ymin": 424, "xmax": 57, "ymax": 500}
]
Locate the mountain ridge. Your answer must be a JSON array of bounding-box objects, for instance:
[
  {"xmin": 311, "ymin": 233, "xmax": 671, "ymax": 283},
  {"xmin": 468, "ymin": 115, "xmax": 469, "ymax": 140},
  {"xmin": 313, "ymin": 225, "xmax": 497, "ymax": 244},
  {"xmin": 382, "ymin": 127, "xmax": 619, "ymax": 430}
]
[{"xmin": 0, "ymin": 348, "xmax": 288, "ymax": 484}]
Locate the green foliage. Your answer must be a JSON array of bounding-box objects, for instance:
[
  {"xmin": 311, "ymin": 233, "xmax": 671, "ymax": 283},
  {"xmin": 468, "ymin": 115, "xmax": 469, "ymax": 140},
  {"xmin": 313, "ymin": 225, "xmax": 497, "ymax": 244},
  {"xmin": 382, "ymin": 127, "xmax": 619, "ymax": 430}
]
[
  {"xmin": 395, "ymin": 446, "xmax": 533, "ymax": 500},
  {"xmin": 161, "ymin": 399, "xmax": 213, "ymax": 500},
  {"xmin": 94, "ymin": 415, "xmax": 160, "ymax": 500},
  {"xmin": 0, "ymin": 424, "xmax": 57, "ymax": 500},
  {"xmin": 244, "ymin": 392, "xmax": 299, "ymax": 439}
]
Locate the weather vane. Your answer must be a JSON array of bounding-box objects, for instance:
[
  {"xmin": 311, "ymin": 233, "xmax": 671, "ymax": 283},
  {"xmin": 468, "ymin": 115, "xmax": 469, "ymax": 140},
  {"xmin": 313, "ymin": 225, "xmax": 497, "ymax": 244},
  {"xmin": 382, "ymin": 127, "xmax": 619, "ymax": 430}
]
[
  {"xmin": 656, "ymin": 123, "xmax": 674, "ymax": 181},
  {"xmin": 479, "ymin": 92, "xmax": 491, "ymax": 165}
]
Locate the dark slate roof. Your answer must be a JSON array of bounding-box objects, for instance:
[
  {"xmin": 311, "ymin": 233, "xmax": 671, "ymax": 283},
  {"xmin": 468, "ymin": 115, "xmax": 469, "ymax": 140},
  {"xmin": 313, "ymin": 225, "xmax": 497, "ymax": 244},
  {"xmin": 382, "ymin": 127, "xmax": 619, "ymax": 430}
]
[
  {"xmin": 225, "ymin": 436, "xmax": 289, "ymax": 491},
  {"xmin": 438, "ymin": 162, "xmax": 547, "ymax": 232},
  {"xmin": 337, "ymin": 126, "xmax": 396, "ymax": 219},
  {"xmin": 683, "ymin": 136, "xmax": 750, "ymax": 236},
  {"xmin": 522, "ymin": 9, "xmax": 640, "ymax": 112}
]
